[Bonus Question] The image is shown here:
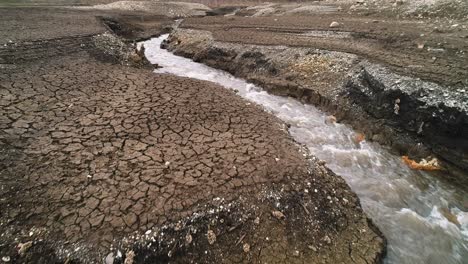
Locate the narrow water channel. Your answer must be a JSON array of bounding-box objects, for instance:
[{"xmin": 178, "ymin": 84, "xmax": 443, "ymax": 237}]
[{"xmin": 142, "ymin": 35, "xmax": 468, "ymax": 264}]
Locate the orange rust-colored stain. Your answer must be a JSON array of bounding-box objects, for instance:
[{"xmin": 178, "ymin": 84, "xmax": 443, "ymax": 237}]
[
  {"xmin": 353, "ymin": 133, "xmax": 366, "ymax": 144},
  {"xmin": 401, "ymin": 156, "xmax": 441, "ymax": 171}
]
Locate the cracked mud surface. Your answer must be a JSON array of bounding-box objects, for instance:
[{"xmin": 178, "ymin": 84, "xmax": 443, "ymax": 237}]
[
  {"xmin": 0, "ymin": 52, "xmax": 301, "ymax": 256},
  {"xmin": 0, "ymin": 7, "xmax": 385, "ymax": 263}
]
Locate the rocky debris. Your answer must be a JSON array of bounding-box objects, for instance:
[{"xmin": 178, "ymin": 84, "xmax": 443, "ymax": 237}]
[
  {"xmin": 92, "ymin": 32, "xmax": 150, "ymax": 67},
  {"xmin": 76, "ymin": 1, "xmax": 211, "ymax": 18},
  {"xmin": 347, "ymin": 63, "xmax": 468, "ymax": 171},
  {"xmin": 106, "ymin": 175, "xmax": 384, "ymax": 263}
]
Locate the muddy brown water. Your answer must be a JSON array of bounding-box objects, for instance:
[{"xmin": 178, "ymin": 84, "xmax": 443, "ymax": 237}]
[{"xmin": 143, "ymin": 35, "xmax": 468, "ymax": 264}]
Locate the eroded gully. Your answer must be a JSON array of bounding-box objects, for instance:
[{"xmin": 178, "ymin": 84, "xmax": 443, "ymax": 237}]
[{"xmin": 142, "ymin": 35, "xmax": 468, "ymax": 264}]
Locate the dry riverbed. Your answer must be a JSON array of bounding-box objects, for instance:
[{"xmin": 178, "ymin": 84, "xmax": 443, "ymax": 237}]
[{"xmin": 0, "ymin": 4, "xmax": 385, "ymax": 264}]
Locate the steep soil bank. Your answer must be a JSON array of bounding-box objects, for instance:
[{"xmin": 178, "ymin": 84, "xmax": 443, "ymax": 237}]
[
  {"xmin": 0, "ymin": 7, "xmax": 385, "ymax": 263},
  {"xmin": 163, "ymin": 22, "xmax": 467, "ymax": 183}
]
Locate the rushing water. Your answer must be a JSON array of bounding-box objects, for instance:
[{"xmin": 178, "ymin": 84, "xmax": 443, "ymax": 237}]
[{"xmin": 143, "ymin": 35, "xmax": 468, "ymax": 264}]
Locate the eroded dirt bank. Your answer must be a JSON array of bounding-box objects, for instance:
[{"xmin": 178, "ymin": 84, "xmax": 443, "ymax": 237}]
[
  {"xmin": 0, "ymin": 6, "xmax": 384, "ymax": 263},
  {"xmin": 163, "ymin": 9, "xmax": 468, "ymax": 183}
]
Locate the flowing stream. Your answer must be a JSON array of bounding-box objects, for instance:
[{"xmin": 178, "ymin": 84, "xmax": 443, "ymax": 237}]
[{"xmin": 142, "ymin": 35, "xmax": 468, "ymax": 264}]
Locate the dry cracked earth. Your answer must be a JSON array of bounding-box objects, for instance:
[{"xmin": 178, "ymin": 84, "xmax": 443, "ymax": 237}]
[{"xmin": 0, "ymin": 6, "xmax": 384, "ymax": 264}]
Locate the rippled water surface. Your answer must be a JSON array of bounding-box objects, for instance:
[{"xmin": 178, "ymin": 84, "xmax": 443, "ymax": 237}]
[{"xmin": 143, "ymin": 35, "xmax": 468, "ymax": 264}]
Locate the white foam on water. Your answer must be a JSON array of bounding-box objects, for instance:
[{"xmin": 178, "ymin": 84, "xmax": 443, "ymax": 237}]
[{"xmin": 143, "ymin": 35, "xmax": 468, "ymax": 264}]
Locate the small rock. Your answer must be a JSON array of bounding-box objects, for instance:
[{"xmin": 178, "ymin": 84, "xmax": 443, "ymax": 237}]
[
  {"xmin": 124, "ymin": 250, "xmax": 135, "ymax": 264},
  {"xmin": 185, "ymin": 233, "xmax": 193, "ymax": 245},
  {"xmin": 292, "ymin": 250, "xmax": 300, "ymax": 257},
  {"xmin": 2, "ymin": 256, "xmax": 10, "ymax": 262},
  {"xmin": 271, "ymin": 210, "xmax": 285, "ymax": 219},
  {"xmin": 329, "ymin": 21, "xmax": 340, "ymax": 28},
  {"xmin": 253, "ymin": 217, "xmax": 260, "ymax": 225},
  {"xmin": 207, "ymin": 230, "xmax": 216, "ymax": 245},
  {"xmin": 323, "ymin": 235, "xmax": 332, "ymax": 244},
  {"xmin": 17, "ymin": 241, "xmax": 33, "ymax": 256},
  {"xmin": 243, "ymin": 243, "xmax": 250, "ymax": 253},
  {"xmin": 417, "ymin": 43, "xmax": 425, "ymax": 49},
  {"xmin": 324, "ymin": 115, "xmax": 336, "ymax": 125},
  {"xmin": 129, "ymin": 52, "xmax": 142, "ymax": 63},
  {"xmin": 308, "ymin": 245, "xmax": 318, "ymax": 252},
  {"xmin": 105, "ymin": 253, "xmax": 114, "ymax": 264}
]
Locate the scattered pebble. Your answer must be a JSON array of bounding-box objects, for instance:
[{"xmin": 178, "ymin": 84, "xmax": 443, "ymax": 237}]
[
  {"xmin": 185, "ymin": 233, "xmax": 193, "ymax": 245},
  {"xmin": 271, "ymin": 210, "xmax": 285, "ymax": 219},
  {"xmin": 207, "ymin": 230, "xmax": 216, "ymax": 245},
  {"xmin": 308, "ymin": 245, "xmax": 318, "ymax": 252},
  {"xmin": 243, "ymin": 243, "xmax": 250, "ymax": 253},
  {"xmin": 329, "ymin": 21, "xmax": 340, "ymax": 28},
  {"xmin": 253, "ymin": 217, "xmax": 260, "ymax": 225},
  {"xmin": 2, "ymin": 256, "xmax": 10, "ymax": 262}
]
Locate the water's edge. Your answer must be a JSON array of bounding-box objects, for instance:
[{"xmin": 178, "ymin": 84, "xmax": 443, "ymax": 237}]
[{"xmin": 142, "ymin": 35, "xmax": 468, "ymax": 264}]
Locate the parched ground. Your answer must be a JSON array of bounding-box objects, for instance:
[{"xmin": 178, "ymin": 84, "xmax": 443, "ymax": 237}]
[
  {"xmin": 0, "ymin": 52, "xmax": 305, "ymax": 259},
  {"xmin": 180, "ymin": 12, "xmax": 468, "ymax": 89},
  {"xmin": 0, "ymin": 6, "xmax": 384, "ymax": 264}
]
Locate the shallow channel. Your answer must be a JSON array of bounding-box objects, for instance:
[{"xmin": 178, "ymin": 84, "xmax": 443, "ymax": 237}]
[{"xmin": 142, "ymin": 35, "xmax": 468, "ymax": 264}]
